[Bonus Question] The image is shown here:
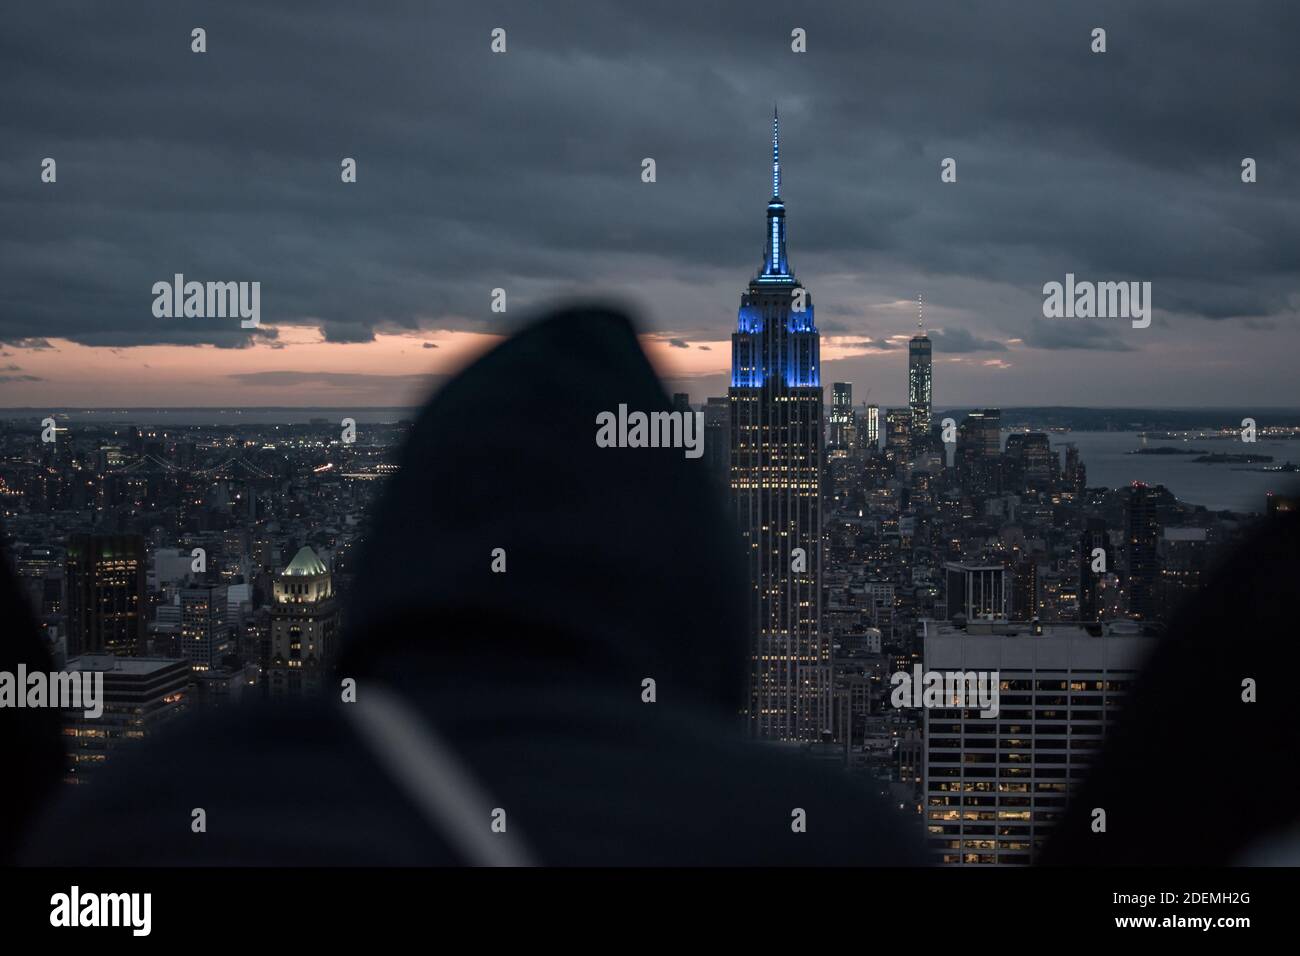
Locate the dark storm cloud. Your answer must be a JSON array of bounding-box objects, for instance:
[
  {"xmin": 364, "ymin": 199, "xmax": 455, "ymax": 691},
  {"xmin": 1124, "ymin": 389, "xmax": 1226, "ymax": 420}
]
[
  {"xmin": 1021, "ymin": 319, "xmax": 1136, "ymax": 352},
  {"xmin": 1, "ymin": 0, "xmax": 1297, "ymax": 351},
  {"xmin": 841, "ymin": 338, "xmax": 899, "ymax": 351},
  {"xmin": 668, "ymin": 339, "xmax": 690, "ymax": 349},
  {"xmin": 316, "ymin": 321, "xmax": 377, "ymax": 344},
  {"xmin": 927, "ymin": 329, "xmax": 1007, "ymax": 353}
]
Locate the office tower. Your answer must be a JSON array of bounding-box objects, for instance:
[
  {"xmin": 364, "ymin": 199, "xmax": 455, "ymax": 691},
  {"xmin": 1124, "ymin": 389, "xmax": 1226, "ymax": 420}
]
[
  {"xmin": 1010, "ymin": 557, "xmax": 1038, "ymax": 623},
  {"xmin": 180, "ymin": 581, "xmax": 232, "ymax": 672},
  {"xmin": 1003, "ymin": 432, "xmax": 1056, "ymax": 494},
  {"xmin": 864, "ymin": 403, "xmax": 881, "ymax": 449},
  {"xmin": 266, "ymin": 546, "xmax": 339, "ymax": 698},
  {"xmin": 1062, "ymin": 443, "xmax": 1086, "ymax": 497},
  {"xmin": 729, "ymin": 109, "xmax": 828, "ymax": 741},
  {"xmin": 672, "ymin": 392, "xmax": 691, "ymax": 413},
  {"xmin": 1125, "ymin": 482, "xmax": 1162, "ymax": 622},
  {"xmin": 1077, "ymin": 518, "xmax": 1108, "ymax": 622},
  {"xmin": 885, "ymin": 407, "xmax": 912, "ymax": 469},
  {"xmin": 62, "ymin": 654, "xmax": 190, "ymax": 783},
  {"xmin": 829, "ymin": 382, "xmax": 854, "ymax": 452},
  {"xmin": 943, "ymin": 562, "xmax": 1009, "ymax": 621},
  {"xmin": 923, "ymin": 619, "xmax": 1151, "ymax": 864},
  {"xmin": 955, "ymin": 409, "xmax": 1002, "ymax": 497},
  {"xmin": 908, "ymin": 298, "xmax": 933, "ymax": 437},
  {"xmin": 64, "ymin": 534, "xmax": 146, "ymax": 657},
  {"xmin": 1037, "ymin": 572, "xmax": 1079, "ymax": 623},
  {"xmin": 15, "ymin": 544, "xmax": 63, "ymax": 618},
  {"xmin": 1158, "ymin": 527, "xmax": 1208, "ymax": 620},
  {"xmin": 703, "ymin": 396, "xmax": 731, "ymax": 487}
]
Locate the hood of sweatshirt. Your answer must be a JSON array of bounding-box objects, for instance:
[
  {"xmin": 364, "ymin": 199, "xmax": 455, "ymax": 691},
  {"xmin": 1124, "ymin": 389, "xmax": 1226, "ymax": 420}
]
[{"xmin": 340, "ymin": 306, "xmax": 748, "ymax": 716}]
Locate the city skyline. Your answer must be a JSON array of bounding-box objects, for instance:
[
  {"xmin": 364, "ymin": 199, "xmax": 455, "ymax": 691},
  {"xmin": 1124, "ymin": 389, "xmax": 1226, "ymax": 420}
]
[{"xmin": 5, "ymin": 0, "xmax": 1300, "ymax": 918}]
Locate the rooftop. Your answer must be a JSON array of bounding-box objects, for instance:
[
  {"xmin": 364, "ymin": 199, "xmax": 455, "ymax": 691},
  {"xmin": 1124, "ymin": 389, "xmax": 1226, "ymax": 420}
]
[{"xmin": 283, "ymin": 545, "xmax": 327, "ymax": 576}]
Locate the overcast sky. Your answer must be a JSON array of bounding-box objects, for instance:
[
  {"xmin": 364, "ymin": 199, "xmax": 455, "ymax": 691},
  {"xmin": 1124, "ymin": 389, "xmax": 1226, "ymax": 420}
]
[{"xmin": 2, "ymin": 0, "xmax": 1297, "ymax": 408}]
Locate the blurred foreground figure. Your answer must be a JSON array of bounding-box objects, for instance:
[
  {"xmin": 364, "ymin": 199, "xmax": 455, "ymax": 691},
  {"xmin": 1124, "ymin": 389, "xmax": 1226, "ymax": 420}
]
[
  {"xmin": 17, "ymin": 307, "xmax": 923, "ymax": 865},
  {"xmin": 0, "ymin": 554, "xmax": 62, "ymax": 862}
]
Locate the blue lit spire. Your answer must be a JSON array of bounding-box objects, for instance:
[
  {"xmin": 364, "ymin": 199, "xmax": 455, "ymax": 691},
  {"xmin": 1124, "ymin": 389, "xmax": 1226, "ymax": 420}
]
[
  {"xmin": 733, "ymin": 108, "xmax": 817, "ymax": 389},
  {"xmin": 772, "ymin": 104, "xmax": 780, "ymax": 198},
  {"xmin": 757, "ymin": 104, "xmax": 792, "ymax": 282}
]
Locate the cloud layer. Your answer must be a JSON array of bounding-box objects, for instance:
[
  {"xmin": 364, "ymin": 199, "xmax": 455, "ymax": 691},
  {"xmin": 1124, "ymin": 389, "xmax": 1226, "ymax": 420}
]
[{"xmin": 2, "ymin": 0, "xmax": 1297, "ymax": 404}]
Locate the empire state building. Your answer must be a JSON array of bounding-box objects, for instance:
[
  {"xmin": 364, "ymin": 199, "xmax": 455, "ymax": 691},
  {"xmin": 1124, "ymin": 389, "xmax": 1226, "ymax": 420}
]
[{"xmin": 729, "ymin": 109, "xmax": 829, "ymax": 741}]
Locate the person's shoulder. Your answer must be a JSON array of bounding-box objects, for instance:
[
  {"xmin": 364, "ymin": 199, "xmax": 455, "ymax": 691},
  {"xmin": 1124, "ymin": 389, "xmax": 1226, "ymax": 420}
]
[{"xmin": 18, "ymin": 699, "xmax": 452, "ymax": 866}]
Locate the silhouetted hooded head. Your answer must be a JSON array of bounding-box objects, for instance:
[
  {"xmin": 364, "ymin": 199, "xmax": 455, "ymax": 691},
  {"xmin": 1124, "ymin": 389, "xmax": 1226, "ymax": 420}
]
[{"xmin": 341, "ymin": 306, "xmax": 748, "ymax": 716}]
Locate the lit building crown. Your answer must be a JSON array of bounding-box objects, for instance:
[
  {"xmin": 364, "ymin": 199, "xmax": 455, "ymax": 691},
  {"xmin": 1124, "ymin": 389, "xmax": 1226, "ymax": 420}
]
[
  {"xmin": 731, "ymin": 107, "xmax": 818, "ymax": 389},
  {"xmin": 283, "ymin": 546, "xmax": 327, "ymax": 576},
  {"xmin": 756, "ymin": 105, "xmax": 793, "ymax": 284}
]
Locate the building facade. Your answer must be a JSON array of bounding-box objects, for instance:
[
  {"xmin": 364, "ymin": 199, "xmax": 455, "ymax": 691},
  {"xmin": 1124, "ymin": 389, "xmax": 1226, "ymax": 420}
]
[
  {"xmin": 955, "ymin": 409, "xmax": 1003, "ymax": 498},
  {"xmin": 266, "ymin": 546, "xmax": 339, "ymax": 698},
  {"xmin": 180, "ymin": 581, "xmax": 232, "ymax": 672},
  {"xmin": 729, "ymin": 110, "xmax": 828, "ymax": 741},
  {"xmin": 64, "ymin": 534, "xmax": 146, "ymax": 657},
  {"xmin": 829, "ymin": 382, "xmax": 855, "ymax": 454},
  {"xmin": 923, "ymin": 621, "xmax": 1152, "ymax": 864},
  {"xmin": 908, "ymin": 330, "xmax": 932, "ymax": 438},
  {"xmin": 1125, "ymin": 482, "xmax": 1163, "ymax": 621},
  {"xmin": 62, "ymin": 654, "xmax": 190, "ymax": 783}
]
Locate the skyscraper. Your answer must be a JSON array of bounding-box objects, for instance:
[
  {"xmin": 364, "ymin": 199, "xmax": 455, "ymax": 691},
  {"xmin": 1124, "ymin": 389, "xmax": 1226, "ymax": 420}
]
[
  {"xmin": 829, "ymin": 382, "xmax": 854, "ymax": 452},
  {"xmin": 64, "ymin": 534, "xmax": 146, "ymax": 657},
  {"xmin": 1158, "ymin": 527, "xmax": 1208, "ymax": 620},
  {"xmin": 923, "ymin": 620, "xmax": 1151, "ymax": 865},
  {"xmin": 1004, "ymin": 432, "xmax": 1056, "ymax": 494},
  {"xmin": 62, "ymin": 654, "xmax": 189, "ymax": 783},
  {"xmin": 908, "ymin": 297, "xmax": 933, "ymax": 438},
  {"xmin": 1078, "ymin": 518, "xmax": 1108, "ymax": 623},
  {"xmin": 1063, "ymin": 443, "xmax": 1086, "ymax": 498},
  {"xmin": 180, "ymin": 581, "xmax": 232, "ymax": 672},
  {"xmin": 703, "ymin": 396, "xmax": 731, "ymax": 487},
  {"xmin": 729, "ymin": 109, "xmax": 828, "ymax": 741},
  {"xmin": 955, "ymin": 409, "xmax": 1002, "ymax": 497},
  {"xmin": 943, "ymin": 562, "xmax": 1009, "ymax": 621},
  {"xmin": 266, "ymin": 546, "xmax": 339, "ymax": 698},
  {"xmin": 884, "ymin": 407, "xmax": 912, "ymax": 470},
  {"xmin": 1125, "ymin": 483, "xmax": 1162, "ymax": 622}
]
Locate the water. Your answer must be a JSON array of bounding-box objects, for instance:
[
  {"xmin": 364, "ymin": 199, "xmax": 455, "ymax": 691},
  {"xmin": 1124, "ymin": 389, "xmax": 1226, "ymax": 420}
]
[
  {"xmin": 0, "ymin": 408, "xmax": 419, "ymax": 426},
  {"xmin": 1047, "ymin": 432, "xmax": 1300, "ymax": 514}
]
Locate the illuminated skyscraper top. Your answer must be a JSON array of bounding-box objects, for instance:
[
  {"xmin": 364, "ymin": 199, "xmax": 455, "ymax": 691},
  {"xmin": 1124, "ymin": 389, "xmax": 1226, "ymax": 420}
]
[
  {"xmin": 772, "ymin": 105, "xmax": 780, "ymax": 197},
  {"xmin": 758, "ymin": 106, "xmax": 792, "ymax": 283},
  {"xmin": 733, "ymin": 107, "xmax": 817, "ymax": 388},
  {"xmin": 909, "ymin": 293, "xmax": 933, "ymax": 434}
]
